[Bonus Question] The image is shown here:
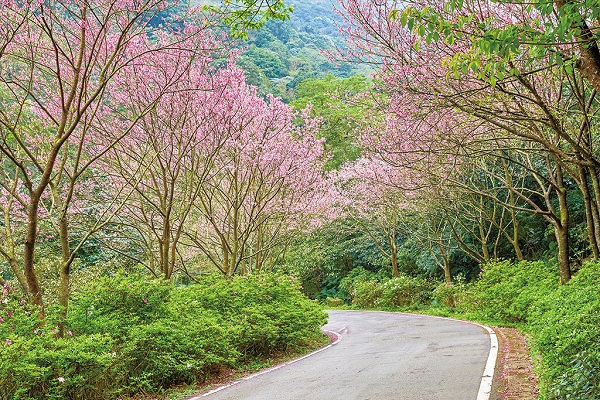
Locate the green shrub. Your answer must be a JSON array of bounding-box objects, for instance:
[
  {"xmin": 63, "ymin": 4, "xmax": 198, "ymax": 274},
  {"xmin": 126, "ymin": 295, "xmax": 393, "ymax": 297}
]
[
  {"xmin": 341, "ymin": 270, "xmax": 433, "ymax": 309},
  {"xmin": 529, "ymin": 263, "xmax": 600, "ymax": 399},
  {"xmin": 121, "ymin": 315, "xmax": 232, "ymax": 392},
  {"xmin": 375, "ymin": 276, "xmax": 432, "ymax": 308},
  {"xmin": 0, "ymin": 334, "xmax": 122, "ymax": 400},
  {"xmin": 325, "ymin": 297, "xmax": 344, "ymax": 307},
  {"xmin": 338, "ymin": 267, "xmax": 377, "ymax": 302},
  {"xmin": 174, "ymin": 274, "xmax": 327, "ymax": 359},
  {"xmin": 467, "ymin": 260, "xmax": 559, "ymax": 323},
  {"xmin": 351, "ymin": 280, "xmax": 382, "ymax": 308},
  {"xmin": 1, "ymin": 283, "xmax": 44, "ymax": 338},
  {"xmin": 432, "ymin": 276, "xmax": 467, "ymax": 308},
  {"xmin": 1, "ymin": 272, "xmax": 328, "ymax": 399},
  {"xmin": 67, "ymin": 271, "xmax": 172, "ymax": 338}
]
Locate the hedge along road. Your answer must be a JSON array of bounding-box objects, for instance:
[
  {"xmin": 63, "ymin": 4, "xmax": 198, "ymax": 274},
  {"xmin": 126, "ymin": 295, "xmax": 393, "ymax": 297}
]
[{"xmin": 196, "ymin": 310, "xmax": 495, "ymax": 400}]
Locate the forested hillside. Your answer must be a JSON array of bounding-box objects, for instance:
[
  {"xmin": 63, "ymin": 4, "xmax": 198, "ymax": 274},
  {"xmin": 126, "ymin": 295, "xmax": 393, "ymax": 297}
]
[{"xmin": 237, "ymin": 0, "xmax": 371, "ymax": 100}]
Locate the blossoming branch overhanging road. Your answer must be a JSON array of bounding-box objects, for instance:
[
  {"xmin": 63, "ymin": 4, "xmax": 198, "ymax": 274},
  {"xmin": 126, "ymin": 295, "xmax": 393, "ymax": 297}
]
[{"xmin": 196, "ymin": 310, "xmax": 494, "ymax": 400}]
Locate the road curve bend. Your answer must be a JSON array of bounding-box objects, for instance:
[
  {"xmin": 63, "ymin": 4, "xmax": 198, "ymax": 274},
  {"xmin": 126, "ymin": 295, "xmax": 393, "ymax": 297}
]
[{"xmin": 197, "ymin": 310, "xmax": 493, "ymax": 400}]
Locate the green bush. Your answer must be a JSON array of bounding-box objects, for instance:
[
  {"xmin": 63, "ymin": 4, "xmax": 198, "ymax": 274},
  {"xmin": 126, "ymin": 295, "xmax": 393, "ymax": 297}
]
[
  {"xmin": 342, "ymin": 271, "xmax": 433, "ymax": 309},
  {"xmin": 0, "ymin": 334, "xmax": 122, "ymax": 400},
  {"xmin": 432, "ymin": 276, "xmax": 467, "ymax": 308},
  {"xmin": 461, "ymin": 260, "xmax": 600, "ymax": 399},
  {"xmin": 351, "ymin": 280, "xmax": 382, "ymax": 308},
  {"xmin": 1, "ymin": 283, "xmax": 44, "ymax": 338},
  {"xmin": 121, "ymin": 316, "xmax": 232, "ymax": 392},
  {"xmin": 528, "ymin": 263, "xmax": 600, "ymax": 399},
  {"xmin": 325, "ymin": 297, "xmax": 344, "ymax": 307},
  {"xmin": 375, "ymin": 276, "xmax": 432, "ymax": 308},
  {"xmin": 66, "ymin": 271, "xmax": 172, "ymax": 338},
  {"xmin": 466, "ymin": 260, "xmax": 559, "ymax": 323},
  {"xmin": 1, "ymin": 272, "xmax": 328, "ymax": 399},
  {"xmin": 338, "ymin": 266, "xmax": 377, "ymax": 302},
  {"xmin": 173, "ymin": 274, "xmax": 327, "ymax": 359}
]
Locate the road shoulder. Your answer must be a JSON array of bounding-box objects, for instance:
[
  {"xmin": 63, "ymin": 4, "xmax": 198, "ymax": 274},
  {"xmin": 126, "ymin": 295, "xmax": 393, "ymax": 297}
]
[{"xmin": 490, "ymin": 327, "xmax": 539, "ymax": 400}]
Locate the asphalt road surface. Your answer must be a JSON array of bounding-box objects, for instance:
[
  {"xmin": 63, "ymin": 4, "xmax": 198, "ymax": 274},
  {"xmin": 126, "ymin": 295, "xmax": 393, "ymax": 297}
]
[{"xmin": 198, "ymin": 310, "xmax": 491, "ymax": 400}]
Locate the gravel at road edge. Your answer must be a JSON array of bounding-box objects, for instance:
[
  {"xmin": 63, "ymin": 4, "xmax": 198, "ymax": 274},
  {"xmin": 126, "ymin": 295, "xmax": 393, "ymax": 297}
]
[{"xmin": 490, "ymin": 327, "xmax": 539, "ymax": 400}]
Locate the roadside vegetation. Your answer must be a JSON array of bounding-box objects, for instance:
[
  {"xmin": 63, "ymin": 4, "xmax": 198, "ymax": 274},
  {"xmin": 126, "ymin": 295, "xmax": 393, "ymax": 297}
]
[
  {"xmin": 0, "ymin": 273, "xmax": 327, "ymax": 399},
  {"xmin": 311, "ymin": 260, "xmax": 600, "ymax": 399}
]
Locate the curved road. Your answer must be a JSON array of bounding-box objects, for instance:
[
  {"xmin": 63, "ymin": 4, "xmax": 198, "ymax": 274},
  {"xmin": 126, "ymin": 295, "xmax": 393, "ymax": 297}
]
[{"xmin": 197, "ymin": 310, "xmax": 492, "ymax": 400}]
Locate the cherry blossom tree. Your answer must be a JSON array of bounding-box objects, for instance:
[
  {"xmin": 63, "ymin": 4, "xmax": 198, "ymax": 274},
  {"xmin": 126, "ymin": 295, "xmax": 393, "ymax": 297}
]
[
  {"xmin": 336, "ymin": 0, "xmax": 600, "ymax": 283},
  {"xmin": 101, "ymin": 58, "xmax": 326, "ymax": 279},
  {"xmin": 0, "ymin": 0, "xmax": 218, "ymax": 316},
  {"xmin": 183, "ymin": 86, "xmax": 325, "ymax": 277},
  {"xmin": 332, "ymin": 158, "xmax": 408, "ymax": 277},
  {"xmin": 103, "ymin": 63, "xmax": 243, "ymax": 280}
]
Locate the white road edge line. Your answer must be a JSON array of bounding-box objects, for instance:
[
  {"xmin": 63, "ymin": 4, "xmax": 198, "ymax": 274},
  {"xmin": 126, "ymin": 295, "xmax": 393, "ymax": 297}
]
[
  {"xmin": 471, "ymin": 322, "xmax": 498, "ymax": 400},
  {"xmin": 193, "ymin": 329, "xmax": 343, "ymax": 398}
]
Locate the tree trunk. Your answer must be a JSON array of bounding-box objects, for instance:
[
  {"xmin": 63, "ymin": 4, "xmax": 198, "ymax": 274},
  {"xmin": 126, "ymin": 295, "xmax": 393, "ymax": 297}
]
[
  {"xmin": 254, "ymin": 225, "xmax": 263, "ymax": 273},
  {"xmin": 443, "ymin": 258, "xmax": 452, "ymax": 283},
  {"xmin": 553, "ymin": 0, "xmax": 600, "ymax": 92},
  {"xmin": 509, "ymin": 205, "xmax": 525, "ymax": 261},
  {"xmin": 577, "ymin": 165, "xmax": 600, "ymax": 260},
  {"xmin": 168, "ymin": 239, "xmax": 177, "ymax": 281},
  {"xmin": 512, "ymin": 224, "xmax": 524, "ymax": 261},
  {"xmin": 438, "ymin": 245, "xmax": 452, "ymax": 283},
  {"xmin": 160, "ymin": 215, "xmax": 171, "ymax": 280},
  {"xmin": 478, "ymin": 219, "xmax": 490, "ymax": 261},
  {"xmin": 221, "ymin": 235, "xmax": 230, "ymax": 276},
  {"xmin": 555, "ymin": 167, "xmax": 572, "ymax": 284},
  {"xmin": 588, "ymin": 167, "xmax": 600, "ymax": 251},
  {"xmin": 57, "ymin": 209, "xmax": 72, "ymax": 337},
  {"xmin": 23, "ymin": 193, "xmax": 44, "ymax": 310},
  {"xmin": 575, "ymin": 28, "xmax": 600, "ymax": 93},
  {"xmin": 58, "ymin": 261, "xmax": 70, "ymax": 334},
  {"xmin": 554, "ymin": 223, "xmax": 571, "ymax": 284},
  {"xmin": 3, "ymin": 196, "xmax": 29, "ymax": 293},
  {"xmin": 504, "ymin": 159, "xmax": 524, "ymax": 261},
  {"xmin": 8, "ymin": 258, "xmax": 28, "ymax": 294},
  {"xmin": 389, "ymin": 233, "xmax": 399, "ymax": 277}
]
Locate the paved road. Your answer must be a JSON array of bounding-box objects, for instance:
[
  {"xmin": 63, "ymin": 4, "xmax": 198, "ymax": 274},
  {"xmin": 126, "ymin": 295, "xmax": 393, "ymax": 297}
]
[{"xmin": 198, "ymin": 310, "xmax": 491, "ymax": 400}]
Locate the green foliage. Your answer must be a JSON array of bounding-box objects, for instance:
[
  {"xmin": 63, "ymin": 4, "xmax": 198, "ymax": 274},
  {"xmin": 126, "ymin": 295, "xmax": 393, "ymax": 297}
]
[
  {"xmin": 433, "ymin": 260, "xmax": 600, "ymax": 399},
  {"xmin": 121, "ymin": 317, "xmax": 231, "ymax": 391},
  {"xmin": 432, "ymin": 276, "xmax": 467, "ymax": 308},
  {"xmin": 173, "ymin": 274, "xmax": 327, "ymax": 359},
  {"xmin": 204, "ymin": 0, "xmax": 293, "ymax": 39},
  {"xmin": 338, "ymin": 266, "xmax": 378, "ymax": 303},
  {"xmin": 395, "ymin": 0, "xmax": 600, "ymax": 84},
  {"xmin": 236, "ymin": 0, "xmax": 372, "ymax": 99},
  {"xmin": 67, "ymin": 271, "xmax": 172, "ymax": 338},
  {"xmin": 375, "ymin": 276, "xmax": 432, "ymax": 308},
  {"xmin": 291, "ymin": 74, "xmax": 375, "ymax": 169},
  {"xmin": 466, "ymin": 260, "xmax": 558, "ymax": 323},
  {"xmin": 241, "ymin": 45, "xmax": 288, "ymax": 79},
  {"xmin": 0, "ymin": 334, "xmax": 122, "ymax": 400},
  {"xmin": 325, "ymin": 297, "xmax": 344, "ymax": 307},
  {"xmin": 338, "ymin": 268, "xmax": 432, "ymax": 308},
  {"xmin": 528, "ymin": 263, "xmax": 600, "ymax": 399},
  {"xmin": 279, "ymin": 221, "xmax": 394, "ymax": 301},
  {"xmin": 318, "ymin": 276, "xmax": 343, "ymax": 300},
  {"xmin": 351, "ymin": 280, "xmax": 383, "ymax": 308},
  {"xmin": 1, "ymin": 284, "xmax": 43, "ymax": 338},
  {"xmin": 396, "ymin": 248, "xmax": 422, "ymax": 277},
  {"xmin": 1, "ymin": 273, "xmax": 327, "ymax": 399}
]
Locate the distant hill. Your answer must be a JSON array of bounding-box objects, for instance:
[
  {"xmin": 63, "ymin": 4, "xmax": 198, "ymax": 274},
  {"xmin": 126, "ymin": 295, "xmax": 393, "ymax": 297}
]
[{"xmin": 236, "ymin": 0, "xmax": 371, "ymax": 101}]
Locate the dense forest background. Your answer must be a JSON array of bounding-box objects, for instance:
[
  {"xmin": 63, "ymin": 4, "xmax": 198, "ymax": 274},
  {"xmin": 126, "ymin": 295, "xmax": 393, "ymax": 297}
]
[{"xmin": 237, "ymin": 0, "xmax": 371, "ymax": 100}]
